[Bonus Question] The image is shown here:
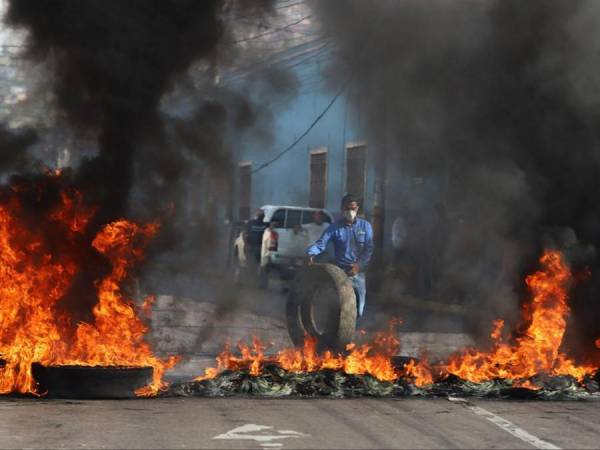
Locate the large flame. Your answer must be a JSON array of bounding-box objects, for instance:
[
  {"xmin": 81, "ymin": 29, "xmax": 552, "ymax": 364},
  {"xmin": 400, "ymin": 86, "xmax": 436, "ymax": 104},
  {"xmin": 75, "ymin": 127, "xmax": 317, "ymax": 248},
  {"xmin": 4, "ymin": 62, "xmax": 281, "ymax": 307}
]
[
  {"xmin": 1, "ymin": 181, "xmax": 595, "ymax": 399},
  {"xmin": 195, "ymin": 250, "xmax": 596, "ymax": 388},
  {"xmin": 443, "ymin": 250, "xmax": 595, "ymax": 383},
  {"xmin": 0, "ymin": 175, "xmax": 175, "ymax": 396},
  {"xmin": 195, "ymin": 318, "xmax": 426, "ymax": 384}
]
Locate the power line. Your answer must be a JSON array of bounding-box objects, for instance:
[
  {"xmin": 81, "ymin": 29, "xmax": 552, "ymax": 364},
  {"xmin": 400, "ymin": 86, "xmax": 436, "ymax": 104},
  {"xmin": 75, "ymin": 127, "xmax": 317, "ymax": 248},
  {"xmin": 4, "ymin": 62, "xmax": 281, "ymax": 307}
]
[
  {"xmin": 187, "ymin": 39, "xmax": 329, "ymax": 90},
  {"xmin": 251, "ymin": 78, "xmax": 349, "ymax": 174},
  {"xmin": 230, "ymin": 14, "xmax": 313, "ymax": 44},
  {"xmin": 284, "ymin": 41, "xmax": 332, "ymax": 70},
  {"xmin": 250, "ymin": 11, "xmax": 386, "ymax": 175},
  {"xmin": 229, "ymin": 1, "xmax": 306, "ymax": 21},
  {"xmin": 218, "ymin": 37, "xmax": 329, "ymax": 85}
]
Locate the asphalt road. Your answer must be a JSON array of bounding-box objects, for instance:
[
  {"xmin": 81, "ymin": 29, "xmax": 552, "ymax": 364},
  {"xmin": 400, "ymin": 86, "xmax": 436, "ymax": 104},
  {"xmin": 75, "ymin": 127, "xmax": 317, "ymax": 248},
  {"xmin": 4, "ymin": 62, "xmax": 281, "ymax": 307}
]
[{"xmin": 1, "ymin": 397, "xmax": 599, "ymax": 449}]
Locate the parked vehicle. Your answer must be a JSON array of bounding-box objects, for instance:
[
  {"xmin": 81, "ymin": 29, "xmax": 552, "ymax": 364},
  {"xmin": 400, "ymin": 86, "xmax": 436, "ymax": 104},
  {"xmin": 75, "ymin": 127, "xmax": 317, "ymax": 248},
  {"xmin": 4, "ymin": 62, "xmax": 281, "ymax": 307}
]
[{"xmin": 232, "ymin": 205, "xmax": 333, "ymax": 288}]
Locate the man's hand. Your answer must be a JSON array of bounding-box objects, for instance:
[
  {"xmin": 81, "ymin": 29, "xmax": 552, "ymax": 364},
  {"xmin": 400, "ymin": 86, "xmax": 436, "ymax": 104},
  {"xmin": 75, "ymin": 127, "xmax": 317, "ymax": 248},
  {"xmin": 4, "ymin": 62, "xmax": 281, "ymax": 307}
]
[
  {"xmin": 350, "ymin": 262, "xmax": 360, "ymax": 275},
  {"xmin": 307, "ymin": 256, "xmax": 315, "ymax": 265}
]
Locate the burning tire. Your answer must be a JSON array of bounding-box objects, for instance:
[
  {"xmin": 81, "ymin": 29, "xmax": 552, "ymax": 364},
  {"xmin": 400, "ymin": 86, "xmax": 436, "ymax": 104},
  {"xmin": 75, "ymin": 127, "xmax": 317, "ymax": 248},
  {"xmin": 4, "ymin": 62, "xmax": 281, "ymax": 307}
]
[
  {"xmin": 286, "ymin": 264, "xmax": 357, "ymax": 352},
  {"xmin": 31, "ymin": 363, "xmax": 153, "ymax": 399}
]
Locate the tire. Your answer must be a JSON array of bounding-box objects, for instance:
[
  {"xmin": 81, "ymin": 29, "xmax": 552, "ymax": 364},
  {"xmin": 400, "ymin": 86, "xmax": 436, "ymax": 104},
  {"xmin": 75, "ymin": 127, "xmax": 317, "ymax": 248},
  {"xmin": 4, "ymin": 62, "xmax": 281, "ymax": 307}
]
[
  {"xmin": 286, "ymin": 263, "xmax": 357, "ymax": 352},
  {"xmin": 31, "ymin": 363, "xmax": 153, "ymax": 399},
  {"xmin": 286, "ymin": 286, "xmax": 305, "ymax": 347}
]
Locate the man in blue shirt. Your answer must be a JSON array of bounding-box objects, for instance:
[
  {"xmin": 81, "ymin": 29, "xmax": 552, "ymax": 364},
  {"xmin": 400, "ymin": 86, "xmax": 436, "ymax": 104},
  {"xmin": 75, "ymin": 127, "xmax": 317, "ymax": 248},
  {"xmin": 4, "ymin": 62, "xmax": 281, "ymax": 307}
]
[{"xmin": 306, "ymin": 194, "xmax": 374, "ymax": 318}]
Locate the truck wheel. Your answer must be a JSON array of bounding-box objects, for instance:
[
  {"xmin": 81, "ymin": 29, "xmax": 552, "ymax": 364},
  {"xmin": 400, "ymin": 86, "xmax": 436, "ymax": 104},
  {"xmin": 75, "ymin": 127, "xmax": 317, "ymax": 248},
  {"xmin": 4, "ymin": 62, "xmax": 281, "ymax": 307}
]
[{"xmin": 286, "ymin": 264, "xmax": 357, "ymax": 352}]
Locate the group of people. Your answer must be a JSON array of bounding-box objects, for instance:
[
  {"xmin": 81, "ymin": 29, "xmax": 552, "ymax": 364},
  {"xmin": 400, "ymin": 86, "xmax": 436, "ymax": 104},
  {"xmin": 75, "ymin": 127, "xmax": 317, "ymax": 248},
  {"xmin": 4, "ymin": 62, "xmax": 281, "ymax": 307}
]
[{"xmin": 243, "ymin": 194, "xmax": 374, "ymax": 319}]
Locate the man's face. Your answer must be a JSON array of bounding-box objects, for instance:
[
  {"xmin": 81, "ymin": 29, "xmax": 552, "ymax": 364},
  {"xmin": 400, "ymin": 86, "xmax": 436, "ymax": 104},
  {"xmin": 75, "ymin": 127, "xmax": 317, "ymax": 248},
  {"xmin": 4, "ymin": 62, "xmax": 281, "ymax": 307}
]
[
  {"xmin": 342, "ymin": 201, "xmax": 359, "ymax": 214},
  {"xmin": 342, "ymin": 201, "xmax": 359, "ymax": 222},
  {"xmin": 313, "ymin": 212, "xmax": 324, "ymax": 224}
]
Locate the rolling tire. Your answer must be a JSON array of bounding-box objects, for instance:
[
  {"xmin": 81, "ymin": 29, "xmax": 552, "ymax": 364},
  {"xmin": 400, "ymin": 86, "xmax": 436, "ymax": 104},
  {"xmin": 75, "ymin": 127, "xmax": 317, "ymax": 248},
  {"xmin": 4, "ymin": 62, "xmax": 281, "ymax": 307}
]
[
  {"xmin": 286, "ymin": 286, "xmax": 305, "ymax": 347},
  {"xmin": 286, "ymin": 263, "xmax": 357, "ymax": 352}
]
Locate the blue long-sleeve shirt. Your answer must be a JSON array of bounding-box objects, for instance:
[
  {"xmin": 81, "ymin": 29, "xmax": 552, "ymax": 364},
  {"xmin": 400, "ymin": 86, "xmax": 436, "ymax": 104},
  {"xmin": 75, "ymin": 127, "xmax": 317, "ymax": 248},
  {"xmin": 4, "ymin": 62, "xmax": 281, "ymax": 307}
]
[{"xmin": 307, "ymin": 218, "xmax": 374, "ymax": 271}]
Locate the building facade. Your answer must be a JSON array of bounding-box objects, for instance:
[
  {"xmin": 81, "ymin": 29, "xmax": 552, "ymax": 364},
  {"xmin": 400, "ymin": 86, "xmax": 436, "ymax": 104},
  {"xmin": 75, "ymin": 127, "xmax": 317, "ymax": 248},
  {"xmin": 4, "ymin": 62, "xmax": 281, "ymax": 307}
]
[{"xmin": 229, "ymin": 48, "xmax": 375, "ymax": 222}]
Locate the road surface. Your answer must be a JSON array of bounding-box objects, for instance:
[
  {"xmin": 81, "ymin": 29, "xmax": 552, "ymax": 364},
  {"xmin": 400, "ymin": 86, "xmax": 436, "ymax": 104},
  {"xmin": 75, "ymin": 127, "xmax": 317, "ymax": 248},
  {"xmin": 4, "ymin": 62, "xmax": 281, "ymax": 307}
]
[{"xmin": 1, "ymin": 396, "xmax": 599, "ymax": 449}]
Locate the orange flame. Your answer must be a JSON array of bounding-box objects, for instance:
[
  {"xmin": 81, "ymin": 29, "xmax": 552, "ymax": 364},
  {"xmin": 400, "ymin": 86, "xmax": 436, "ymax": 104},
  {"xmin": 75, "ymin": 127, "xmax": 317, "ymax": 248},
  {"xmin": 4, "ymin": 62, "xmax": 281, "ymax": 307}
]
[
  {"xmin": 0, "ymin": 177, "xmax": 175, "ymax": 396},
  {"xmin": 404, "ymin": 357, "xmax": 433, "ymax": 387},
  {"xmin": 196, "ymin": 250, "xmax": 598, "ymax": 389},
  {"xmin": 50, "ymin": 190, "xmax": 97, "ymax": 233},
  {"xmin": 444, "ymin": 250, "xmax": 595, "ymax": 383},
  {"xmin": 66, "ymin": 221, "xmax": 178, "ymax": 396},
  {"xmin": 195, "ymin": 318, "xmax": 430, "ymax": 384}
]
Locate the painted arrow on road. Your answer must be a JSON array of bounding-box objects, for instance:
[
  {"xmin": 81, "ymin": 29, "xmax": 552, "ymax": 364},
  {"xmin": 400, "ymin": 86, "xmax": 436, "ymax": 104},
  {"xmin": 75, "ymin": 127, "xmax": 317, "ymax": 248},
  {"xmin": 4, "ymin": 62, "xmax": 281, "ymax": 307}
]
[{"xmin": 214, "ymin": 423, "xmax": 310, "ymax": 448}]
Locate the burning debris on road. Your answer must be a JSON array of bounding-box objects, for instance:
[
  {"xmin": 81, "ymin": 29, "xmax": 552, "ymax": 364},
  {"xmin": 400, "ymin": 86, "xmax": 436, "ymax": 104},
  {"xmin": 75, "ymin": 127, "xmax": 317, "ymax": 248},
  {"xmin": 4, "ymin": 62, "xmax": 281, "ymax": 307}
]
[
  {"xmin": 0, "ymin": 172, "xmax": 176, "ymax": 397},
  {"xmin": 167, "ymin": 365, "xmax": 600, "ymax": 401},
  {"xmin": 165, "ymin": 250, "xmax": 600, "ymax": 400},
  {"xmin": 0, "ymin": 192, "xmax": 598, "ymax": 401},
  {"xmin": 2, "ymin": 0, "xmax": 600, "ymax": 413},
  {"xmin": 0, "ymin": 0, "xmax": 289, "ymax": 399}
]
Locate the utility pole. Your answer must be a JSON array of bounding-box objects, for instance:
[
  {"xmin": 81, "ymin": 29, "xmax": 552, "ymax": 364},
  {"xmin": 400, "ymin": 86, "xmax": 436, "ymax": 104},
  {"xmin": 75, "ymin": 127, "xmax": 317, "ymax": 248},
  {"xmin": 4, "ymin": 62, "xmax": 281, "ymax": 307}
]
[
  {"xmin": 369, "ymin": 100, "xmax": 389, "ymax": 291},
  {"xmin": 370, "ymin": 150, "xmax": 387, "ymax": 291}
]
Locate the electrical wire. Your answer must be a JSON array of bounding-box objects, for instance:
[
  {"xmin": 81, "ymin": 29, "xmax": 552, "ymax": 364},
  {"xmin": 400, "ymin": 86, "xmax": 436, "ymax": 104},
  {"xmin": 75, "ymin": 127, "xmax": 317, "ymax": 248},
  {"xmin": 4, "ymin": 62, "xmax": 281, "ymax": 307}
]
[
  {"xmin": 229, "ymin": 14, "xmax": 313, "ymax": 44},
  {"xmin": 251, "ymin": 78, "xmax": 349, "ymax": 174},
  {"xmin": 249, "ymin": 10, "xmax": 386, "ymax": 175},
  {"xmin": 229, "ymin": 1, "xmax": 306, "ymax": 21},
  {"xmin": 218, "ymin": 37, "xmax": 329, "ymax": 85}
]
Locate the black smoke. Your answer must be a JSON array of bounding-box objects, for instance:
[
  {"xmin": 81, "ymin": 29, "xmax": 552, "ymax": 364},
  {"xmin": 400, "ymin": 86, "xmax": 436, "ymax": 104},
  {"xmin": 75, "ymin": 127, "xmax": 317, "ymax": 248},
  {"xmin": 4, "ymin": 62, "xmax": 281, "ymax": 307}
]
[
  {"xmin": 0, "ymin": 125, "xmax": 37, "ymax": 173},
  {"xmin": 312, "ymin": 0, "xmax": 600, "ymax": 353},
  {"xmin": 5, "ymin": 0, "xmax": 226, "ymax": 222},
  {"xmin": 2, "ymin": 0, "xmax": 286, "ymax": 319}
]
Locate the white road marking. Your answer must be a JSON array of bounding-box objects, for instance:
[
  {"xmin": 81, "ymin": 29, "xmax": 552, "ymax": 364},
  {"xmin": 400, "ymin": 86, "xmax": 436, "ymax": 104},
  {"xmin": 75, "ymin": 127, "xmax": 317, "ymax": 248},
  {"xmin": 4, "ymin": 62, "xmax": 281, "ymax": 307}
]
[
  {"xmin": 449, "ymin": 397, "xmax": 560, "ymax": 450},
  {"xmin": 213, "ymin": 424, "xmax": 309, "ymax": 448}
]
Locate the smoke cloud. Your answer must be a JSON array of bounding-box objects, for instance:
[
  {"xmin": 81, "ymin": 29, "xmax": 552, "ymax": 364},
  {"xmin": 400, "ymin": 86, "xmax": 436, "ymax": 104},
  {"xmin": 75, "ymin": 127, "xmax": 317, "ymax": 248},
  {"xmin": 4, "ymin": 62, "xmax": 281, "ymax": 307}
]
[
  {"xmin": 1, "ymin": 0, "xmax": 299, "ymax": 325},
  {"xmin": 5, "ymin": 0, "xmax": 226, "ymax": 221},
  {"xmin": 0, "ymin": 125, "xmax": 37, "ymax": 173},
  {"xmin": 312, "ymin": 0, "xmax": 600, "ymax": 351}
]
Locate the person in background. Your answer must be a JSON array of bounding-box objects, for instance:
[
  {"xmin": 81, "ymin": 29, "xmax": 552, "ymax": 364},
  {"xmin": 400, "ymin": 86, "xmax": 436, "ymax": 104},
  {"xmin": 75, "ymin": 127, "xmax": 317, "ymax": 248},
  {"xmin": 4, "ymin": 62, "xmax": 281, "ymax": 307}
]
[
  {"xmin": 391, "ymin": 214, "xmax": 408, "ymax": 258},
  {"xmin": 306, "ymin": 194, "xmax": 374, "ymax": 319},
  {"xmin": 244, "ymin": 208, "xmax": 268, "ymax": 275},
  {"xmin": 389, "ymin": 211, "xmax": 414, "ymax": 291},
  {"xmin": 304, "ymin": 210, "xmax": 330, "ymax": 257}
]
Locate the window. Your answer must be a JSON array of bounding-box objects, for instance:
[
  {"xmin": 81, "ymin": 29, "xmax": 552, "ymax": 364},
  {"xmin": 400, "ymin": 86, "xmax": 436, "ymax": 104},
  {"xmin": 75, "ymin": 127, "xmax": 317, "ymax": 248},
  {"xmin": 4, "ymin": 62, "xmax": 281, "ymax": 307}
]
[
  {"xmin": 270, "ymin": 209, "xmax": 286, "ymax": 228},
  {"xmin": 309, "ymin": 149, "xmax": 327, "ymax": 209},
  {"xmin": 302, "ymin": 210, "xmax": 332, "ymax": 224},
  {"xmin": 286, "ymin": 209, "xmax": 302, "ymax": 228},
  {"xmin": 345, "ymin": 143, "xmax": 367, "ymax": 208},
  {"xmin": 238, "ymin": 162, "xmax": 251, "ymax": 220},
  {"xmin": 269, "ymin": 209, "xmax": 302, "ymax": 229},
  {"xmin": 302, "ymin": 211, "xmax": 315, "ymax": 224}
]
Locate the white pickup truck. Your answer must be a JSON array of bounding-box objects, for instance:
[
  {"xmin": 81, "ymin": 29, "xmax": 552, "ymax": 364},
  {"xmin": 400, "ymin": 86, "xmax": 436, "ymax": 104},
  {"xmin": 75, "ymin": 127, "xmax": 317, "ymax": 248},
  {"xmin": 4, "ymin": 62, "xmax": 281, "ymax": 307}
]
[{"xmin": 232, "ymin": 205, "xmax": 334, "ymax": 288}]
